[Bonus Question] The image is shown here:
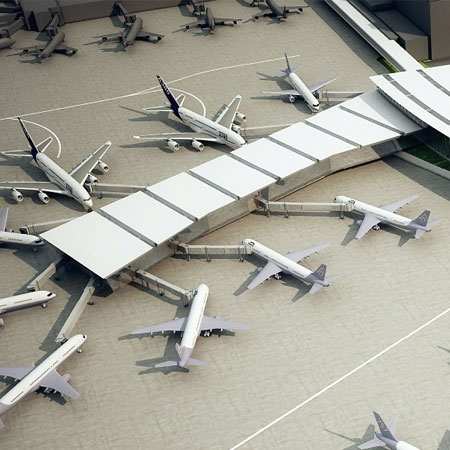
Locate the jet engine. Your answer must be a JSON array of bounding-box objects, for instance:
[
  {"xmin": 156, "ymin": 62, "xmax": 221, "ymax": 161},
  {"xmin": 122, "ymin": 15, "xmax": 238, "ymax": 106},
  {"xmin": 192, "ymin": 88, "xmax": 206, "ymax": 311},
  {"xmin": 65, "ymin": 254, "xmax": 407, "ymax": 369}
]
[
  {"xmin": 288, "ymin": 95, "xmax": 296, "ymax": 103},
  {"xmin": 167, "ymin": 139, "xmax": 180, "ymax": 151},
  {"xmin": 231, "ymin": 124, "xmax": 241, "ymax": 134},
  {"xmin": 38, "ymin": 191, "xmax": 50, "ymax": 204},
  {"xmin": 235, "ymin": 112, "xmax": 247, "ymax": 123},
  {"xmin": 11, "ymin": 189, "xmax": 23, "ymax": 203},
  {"xmin": 86, "ymin": 174, "xmax": 99, "ymax": 184},
  {"xmin": 0, "ymin": 318, "xmax": 4, "ymax": 327},
  {"xmin": 97, "ymin": 160, "xmax": 109, "ymax": 173},
  {"xmin": 356, "ymin": 220, "xmax": 362, "ymax": 226},
  {"xmin": 62, "ymin": 373, "xmax": 71, "ymax": 382},
  {"xmin": 191, "ymin": 140, "xmax": 204, "ymax": 151}
]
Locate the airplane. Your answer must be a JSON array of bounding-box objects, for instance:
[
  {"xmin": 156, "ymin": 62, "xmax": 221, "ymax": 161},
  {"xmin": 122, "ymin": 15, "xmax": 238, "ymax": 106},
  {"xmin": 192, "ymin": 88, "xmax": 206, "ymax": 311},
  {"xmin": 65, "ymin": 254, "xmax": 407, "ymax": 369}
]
[
  {"xmin": 100, "ymin": 2, "xmax": 163, "ymax": 50},
  {"xmin": 0, "ymin": 37, "xmax": 14, "ymax": 50},
  {"xmin": 20, "ymin": 32, "xmax": 78, "ymax": 62},
  {"xmin": 251, "ymin": 0, "xmax": 308, "ymax": 20},
  {"xmin": 359, "ymin": 411, "xmax": 420, "ymax": 450},
  {"xmin": 334, "ymin": 195, "xmax": 441, "ymax": 240},
  {"xmin": 183, "ymin": 7, "xmax": 242, "ymax": 32},
  {"xmin": 261, "ymin": 53, "xmax": 337, "ymax": 112},
  {"xmin": 243, "ymin": 239, "xmax": 341, "ymax": 294},
  {"xmin": 131, "ymin": 284, "xmax": 249, "ymax": 368},
  {"xmin": 0, "ymin": 118, "xmax": 112, "ymax": 212},
  {"xmin": 0, "ymin": 207, "xmax": 44, "ymax": 248},
  {"xmin": 133, "ymin": 75, "xmax": 247, "ymax": 151},
  {"xmin": 0, "ymin": 290, "xmax": 56, "ymax": 326},
  {"xmin": 0, "ymin": 334, "xmax": 86, "ymax": 429}
]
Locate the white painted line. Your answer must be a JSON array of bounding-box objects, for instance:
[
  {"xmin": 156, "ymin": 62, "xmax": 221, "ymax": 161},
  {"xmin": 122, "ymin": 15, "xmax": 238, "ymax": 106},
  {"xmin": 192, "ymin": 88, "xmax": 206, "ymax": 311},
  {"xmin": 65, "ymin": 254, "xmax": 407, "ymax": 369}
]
[
  {"xmin": 229, "ymin": 304, "xmax": 450, "ymax": 449},
  {"xmin": 0, "ymin": 55, "xmax": 299, "ymax": 122}
]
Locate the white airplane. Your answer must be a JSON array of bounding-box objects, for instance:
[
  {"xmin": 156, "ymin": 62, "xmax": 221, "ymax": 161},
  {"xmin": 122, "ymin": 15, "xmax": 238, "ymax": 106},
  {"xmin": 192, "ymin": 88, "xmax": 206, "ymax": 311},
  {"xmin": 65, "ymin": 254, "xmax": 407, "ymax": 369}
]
[
  {"xmin": 0, "ymin": 118, "xmax": 111, "ymax": 211},
  {"xmin": 131, "ymin": 284, "xmax": 249, "ymax": 368},
  {"xmin": 0, "ymin": 207, "xmax": 44, "ymax": 248},
  {"xmin": 334, "ymin": 195, "xmax": 441, "ymax": 240},
  {"xmin": 0, "ymin": 290, "xmax": 56, "ymax": 326},
  {"xmin": 359, "ymin": 411, "xmax": 420, "ymax": 450},
  {"xmin": 0, "ymin": 334, "xmax": 86, "ymax": 429},
  {"xmin": 133, "ymin": 75, "xmax": 247, "ymax": 151},
  {"xmin": 261, "ymin": 53, "xmax": 337, "ymax": 112},
  {"xmin": 243, "ymin": 239, "xmax": 341, "ymax": 294}
]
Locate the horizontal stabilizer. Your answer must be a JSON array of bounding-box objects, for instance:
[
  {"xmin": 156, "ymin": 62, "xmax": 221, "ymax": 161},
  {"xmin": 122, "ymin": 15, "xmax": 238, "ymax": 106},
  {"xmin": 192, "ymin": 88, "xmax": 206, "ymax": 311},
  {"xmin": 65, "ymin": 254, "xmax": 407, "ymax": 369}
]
[
  {"xmin": 186, "ymin": 358, "xmax": 207, "ymax": 366},
  {"xmin": 325, "ymin": 274, "xmax": 343, "ymax": 284},
  {"xmin": 309, "ymin": 282, "xmax": 323, "ymax": 294},
  {"xmin": 154, "ymin": 360, "xmax": 179, "ymax": 368},
  {"xmin": 154, "ymin": 358, "xmax": 206, "ymax": 368},
  {"xmin": 415, "ymin": 218, "xmax": 440, "ymax": 239},
  {"xmin": 0, "ymin": 207, "xmax": 7, "ymax": 232},
  {"xmin": 358, "ymin": 438, "xmax": 385, "ymax": 449}
]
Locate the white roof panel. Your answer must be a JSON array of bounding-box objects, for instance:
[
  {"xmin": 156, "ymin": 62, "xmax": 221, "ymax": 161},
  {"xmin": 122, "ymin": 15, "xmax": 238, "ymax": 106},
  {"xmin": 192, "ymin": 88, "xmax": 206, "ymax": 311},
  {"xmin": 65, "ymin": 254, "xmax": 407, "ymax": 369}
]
[
  {"xmin": 341, "ymin": 90, "xmax": 421, "ymax": 134},
  {"xmin": 101, "ymin": 191, "xmax": 193, "ymax": 245},
  {"xmin": 231, "ymin": 138, "xmax": 314, "ymax": 179},
  {"xmin": 189, "ymin": 155, "xmax": 275, "ymax": 199},
  {"xmin": 423, "ymin": 66, "xmax": 450, "ymax": 92},
  {"xmin": 146, "ymin": 172, "xmax": 234, "ymax": 220},
  {"xmin": 41, "ymin": 212, "xmax": 152, "ymax": 279},
  {"xmin": 270, "ymin": 122, "xmax": 355, "ymax": 160},
  {"xmin": 306, "ymin": 105, "xmax": 400, "ymax": 146}
]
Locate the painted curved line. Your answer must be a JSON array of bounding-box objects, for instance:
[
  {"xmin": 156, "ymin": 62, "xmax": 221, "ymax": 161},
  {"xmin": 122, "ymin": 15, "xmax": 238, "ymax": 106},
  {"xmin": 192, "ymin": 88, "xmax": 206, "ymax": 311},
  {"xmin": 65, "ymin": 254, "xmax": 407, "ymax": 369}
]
[
  {"xmin": 164, "ymin": 87, "xmax": 207, "ymax": 117},
  {"xmin": 6, "ymin": 118, "xmax": 63, "ymax": 159},
  {"xmin": 0, "ymin": 55, "xmax": 300, "ymax": 122}
]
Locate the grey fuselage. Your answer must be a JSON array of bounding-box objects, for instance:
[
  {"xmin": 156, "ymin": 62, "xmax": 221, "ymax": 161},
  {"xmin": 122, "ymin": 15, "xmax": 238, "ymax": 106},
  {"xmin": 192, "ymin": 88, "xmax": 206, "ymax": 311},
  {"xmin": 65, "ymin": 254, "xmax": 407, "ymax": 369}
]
[
  {"xmin": 40, "ymin": 32, "xmax": 65, "ymax": 59},
  {"xmin": 123, "ymin": 17, "xmax": 143, "ymax": 46},
  {"xmin": 266, "ymin": 0, "xmax": 285, "ymax": 18},
  {"xmin": 205, "ymin": 8, "xmax": 216, "ymax": 29}
]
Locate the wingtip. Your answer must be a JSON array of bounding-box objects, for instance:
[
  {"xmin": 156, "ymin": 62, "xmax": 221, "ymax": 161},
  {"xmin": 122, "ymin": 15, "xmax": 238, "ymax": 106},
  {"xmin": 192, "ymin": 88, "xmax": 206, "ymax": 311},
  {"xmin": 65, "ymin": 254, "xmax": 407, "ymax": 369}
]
[
  {"xmin": 105, "ymin": 140, "xmax": 112, "ymax": 145},
  {"xmin": 132, "ymin": 136, "xmax": 141, "ymax": 139}
]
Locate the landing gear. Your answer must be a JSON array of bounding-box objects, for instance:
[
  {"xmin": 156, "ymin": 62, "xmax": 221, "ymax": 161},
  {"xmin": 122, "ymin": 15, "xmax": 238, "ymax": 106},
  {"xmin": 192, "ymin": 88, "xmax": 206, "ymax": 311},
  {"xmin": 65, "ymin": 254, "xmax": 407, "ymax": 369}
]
[
  {"xmin": 41, "ymin": 303, "xmax": 47, "ymax": 308},
  {"xmin": 273, "ymin": 273, "xmax": 282, "ymax": 280}
]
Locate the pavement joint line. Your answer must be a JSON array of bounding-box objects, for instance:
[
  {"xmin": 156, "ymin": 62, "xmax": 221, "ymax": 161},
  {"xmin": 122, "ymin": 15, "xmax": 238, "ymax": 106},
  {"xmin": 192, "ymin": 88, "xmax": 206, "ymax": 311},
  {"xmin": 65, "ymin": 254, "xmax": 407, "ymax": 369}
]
[
  {"xmin": 229, "ymin": 303, "xmax": 450, "ymax": 449},
  {"xmin": 0, "ymin": 55, "xmax": 300, "ymax": 122}
]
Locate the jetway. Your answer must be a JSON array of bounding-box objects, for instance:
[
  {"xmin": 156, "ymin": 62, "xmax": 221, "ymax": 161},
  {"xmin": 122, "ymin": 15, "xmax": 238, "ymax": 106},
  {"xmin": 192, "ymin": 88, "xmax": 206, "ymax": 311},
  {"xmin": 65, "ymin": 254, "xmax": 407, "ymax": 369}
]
[
  {"xmin": 55, "ymin": 276, "xmax": 96, "ymax": 344},
  {"xmin": 254, "ymin": 198, "xmax": 353, "ymax": 218},
  {"xmin": 20, "ymin": 217, "xmax": 75, "ymax": 235},
  {"xmin": 171, "ymin": 241, "xmax": 252, "ymax": 262},
  {"xmin": 89, "ymin": 183, "xmax": 146, "ymax": 198},
  {"xmin": 27, "ymin": 255, "xmax": 66, "ymax": 291}
]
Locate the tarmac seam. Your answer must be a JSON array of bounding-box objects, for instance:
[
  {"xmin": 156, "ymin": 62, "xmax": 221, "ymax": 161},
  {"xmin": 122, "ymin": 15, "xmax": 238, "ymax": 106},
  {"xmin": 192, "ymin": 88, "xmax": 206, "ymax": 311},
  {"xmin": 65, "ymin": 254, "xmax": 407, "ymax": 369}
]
[{"xmin": 229, "ymin": 304, "xmax": 450, "ymax": 449}]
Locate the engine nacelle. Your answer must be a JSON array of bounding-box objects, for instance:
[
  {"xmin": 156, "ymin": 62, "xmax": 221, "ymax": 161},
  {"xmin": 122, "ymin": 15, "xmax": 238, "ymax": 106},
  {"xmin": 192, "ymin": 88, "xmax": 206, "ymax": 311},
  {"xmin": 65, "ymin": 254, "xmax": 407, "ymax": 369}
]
[
  {"xmin": 38, "ymin": 190, "xmax": 50, "ymax": 204},
  {"xmin": 86, "ymin": 174, "xmax": 99, "ymax": 184},
  {"xmin": 356, "ymin": 220, "xmax": 362, "ymax": 226},
  {"xmin": 62, "ymin": 373, "xmax": 71, "ymax": 382},
  {"xmin": 235, "ymin": 111, "xmax": 247, "ymax": 123},
  {"xmin": 231, "ymin": 124, "xmax": 241, "ymax": 134},
  {"xmin": 191, "ymin": 140, "xmax": 204, "ymax": 151},
  {"xmin": 97, "ymin": 160, "xmax": 109, "ymax": 173},
  {"xmin": 167, "ymin": 139, "xmax": 180, "ymax": 151},
  {"xmin": 0, "ymin": 318, "xmax": 4, "ymax": 327},
  {"xmin": 288, "ymin": 95, "xmax": 296, "ymax": 103},
  {"xmin": 11, "ymin": 189, "xmax": 23, "ymax": 203}
]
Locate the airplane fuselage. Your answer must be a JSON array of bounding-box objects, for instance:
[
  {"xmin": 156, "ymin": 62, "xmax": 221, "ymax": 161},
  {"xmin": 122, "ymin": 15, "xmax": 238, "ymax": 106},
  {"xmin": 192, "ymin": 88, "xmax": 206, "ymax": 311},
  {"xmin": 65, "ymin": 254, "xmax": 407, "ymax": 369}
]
[
  {"xmin": 288, "ymin": 72, "xmax": 320, "ymax": 111},
  {"xmin": 375, "ymin": 435, "xmax": 420, "ymax": 450},
  {"xmin": 124, "ymin": 17, "xmax": 143, "ymax": 45},
  {"xmin": 0, "ymin": 291, "xmax": 56, "ymax": 319},
  {"xmin": 205, "ymin": 8, "xmax": 215, "ymax": 29},
  {"xmin": 0, "ymin": 230, "xmax": 43, "ymax": 247},
  {"xmin": 178, "ymin": 284, "xmax": 209, "ymax": 367},
  {"xmin": 178, "ymin": 107, "xmax": 246, "ymax": 149},
  {"xmin": 0, "ymin": 334, "xmax": 86, "ymax": 421},
  {"xmin": 243, "ymin": 238, "xmax": 326, "ymax": 286},
  {"xmin": 35, "ymin": 152, "xmax": 93, "ymax": 211},
  {"xmin": 266, "ymin": 0, "xmax": 284, "ymax": 17},
  {"xmin": 40, "ymin": 31, "xmax": 65, "ymax": 59},
  {"xmin": 334, "ymin": 196, "xmax": 423, "ymax": 232}
]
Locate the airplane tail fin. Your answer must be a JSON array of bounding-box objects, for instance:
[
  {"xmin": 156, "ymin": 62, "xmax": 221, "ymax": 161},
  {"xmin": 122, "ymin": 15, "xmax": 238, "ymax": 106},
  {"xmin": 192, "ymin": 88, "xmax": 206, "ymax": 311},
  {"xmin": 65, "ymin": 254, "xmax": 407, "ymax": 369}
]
[
  {"xmin": 373, "ymin": 411, "xmax": 397, "ymax": 441},
  {"xmin": 412, "ymin": 210, "xmax": 430, "ymax": 227},
  {"xmin": 17, "ymin": 118, "xmax": 39, "ymax": 161},
  {"xmin": 156, "ymin": 75, "xmax": 181, "ymax": 119},
  {"xmin": 312, "ymin": 264, "xmax": 327, "ymax": 281},
  {"xmin": 0, "ymin": 207, "xmax": 8, "ymax": 232},
  {"xmin": 284, "ymin": 52, "xmax": 291, "ymax": 73}
]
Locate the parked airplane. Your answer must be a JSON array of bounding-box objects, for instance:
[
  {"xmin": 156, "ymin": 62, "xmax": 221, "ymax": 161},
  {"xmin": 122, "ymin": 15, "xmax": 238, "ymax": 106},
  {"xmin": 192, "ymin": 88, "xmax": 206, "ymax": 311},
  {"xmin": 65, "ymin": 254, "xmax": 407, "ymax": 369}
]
[
  {"xmin": 0, "ymin": 118, "xmax": 111, "ymax": 211},
  {"xmin": 133, "ymin": 76, "xmax": 247, "ymax": 151},
  {"xmin": 184, "ymin": 7, "xmax": 242, "ymax": 32},
  {"xmin": 20, "ymin": 32, "xmax": 77, "ymax": 62},
  {"xmin": 251, "ymin": 0, "xmax": 308, "ymax": 20},
  {"xmin": 0, "ymin": 334, "xmax": 86, "ymax": 429},
  {"xmin": 0, "ymin": 37, "xmax": 14, "ymax": 50},
  {"xmin": 262, "ymin": 53, "xmax": 337, "ymax": 112},
  {"xmin": 334, "ymin": 195, "xmax": 441, "ymax": 240},
  {"xmin": 0, "ymin": 290, "xmax": 56, "ymax": 326},
  {"xmin": 359, "ymin": 411, "xmax": 420, "ymax": 450},
  {"xmin": 131, "ymin": 284, "xmax": 249, "ymax": 368},
  {"xmin": 0, "ymin": 207, "xmax": 43, "ymax": 248},
  {"xmin": 243, "ymin": 239, "xmax": 341, "ymax": 294}
]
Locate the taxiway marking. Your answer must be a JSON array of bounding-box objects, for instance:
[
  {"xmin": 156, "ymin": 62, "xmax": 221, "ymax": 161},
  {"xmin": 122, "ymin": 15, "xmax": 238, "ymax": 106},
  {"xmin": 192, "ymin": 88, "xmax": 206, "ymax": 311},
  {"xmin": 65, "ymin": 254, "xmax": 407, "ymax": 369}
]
[{"xmin": 229, "ymin": 304, "xmax": 450, "ymax": 449}]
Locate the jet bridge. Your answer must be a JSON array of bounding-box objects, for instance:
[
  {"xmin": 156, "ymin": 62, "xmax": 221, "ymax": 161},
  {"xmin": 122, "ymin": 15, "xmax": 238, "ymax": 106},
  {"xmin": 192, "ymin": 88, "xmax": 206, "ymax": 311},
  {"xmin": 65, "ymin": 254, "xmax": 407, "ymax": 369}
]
[{"xmin": 171, "ymin": 241, "xmax": 253, "ymax": 262}]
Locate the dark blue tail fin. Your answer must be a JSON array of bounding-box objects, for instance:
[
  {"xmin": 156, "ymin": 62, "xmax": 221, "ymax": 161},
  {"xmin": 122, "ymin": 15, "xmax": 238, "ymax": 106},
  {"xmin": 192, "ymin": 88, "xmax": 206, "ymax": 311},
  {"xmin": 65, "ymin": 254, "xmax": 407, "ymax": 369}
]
[
  {"xmin": 374, "ymin": 412, "xmax": 397, "ymax": 442},
  {"xmin": 17, "ymin": 118, "xmax": 38, "ymax": 161},
  {"xmin": 157, "ymin": 75, "xmax": 181, "ymax": 119},
  {"xmin": 412, "ymin": 210, "xmax": 430, "ymax": 227}
]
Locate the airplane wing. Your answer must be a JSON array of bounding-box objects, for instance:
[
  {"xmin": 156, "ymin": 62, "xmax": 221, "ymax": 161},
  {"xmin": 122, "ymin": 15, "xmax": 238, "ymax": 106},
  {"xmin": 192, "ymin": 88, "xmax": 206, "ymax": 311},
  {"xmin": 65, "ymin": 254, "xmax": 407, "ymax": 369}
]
[
  {"xmin": 307, "ymin": 76, "xmax": 338, "ymax": 94},
  {"xmin": 131, "ymin": 317, "xmax": 188, "ymax": 335},
  {"xmin": 69, "ymin": 141, "xmax": 112, "ymax": 185},
  {"xmin": 200, "ymin": 315, "xmax": 250, "ymax": 331},
  {"xmin": 133, "ymin": 132, "xmax": 218, "ymax": 142},
  {"xmin": 55, "ymin": 44, "xmax": 78, "ymax": 55},
  {"xmin": 184, "ymin": 20, "xmax": 205, "ymax": 30},
  {"xmin": 285, "ymin": 6, "xmax": 308, "ymax": 13},
  {"xmin": 137, "ymin": 31, "xmax": 164, "ymax": 40},
  {"xmin": 0, "ymin": 207, "xmax": 8, "ymax": 232},
  {"xmin": 40, "ymin": 370, "xmax": 79, "ymax": 399},
  {"xmin": 248, "ymin": 261, "xmax": 281, "ymax": 290},
  {"xmin": 252, "ymin": 8, "xmax": 272, "ymax": 19},
  {"xmin": 355, "ymin": 214, "xmax": 381, "ymax": 240},
  {"xmin": 214, "ymin": 18, "xmax": 242, "ymax": 25},
  {"xmin": 261, "ymin": 89, "xmax": 301, "ymax": 97},
  {"xmin": 379, "ymin": 194, "xmax": 418, "ymax": 213},
  {"xmin": 0, "ymin": 365, "xmax": 35, "ymax": 380},
  {"xmin": 284, "ymin": 243, "xmax": 330, "ymax": 263},
  {"xmin": 358, "ymin": 438, "xmax": 385, "ymax": 449},
  {"xmin": 215, "ymin": 95, "xmax": 242, "ymax": 129},
  {"xmin": 0, "ymin": 181, "xmax": 64, "ymax": 194}
]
